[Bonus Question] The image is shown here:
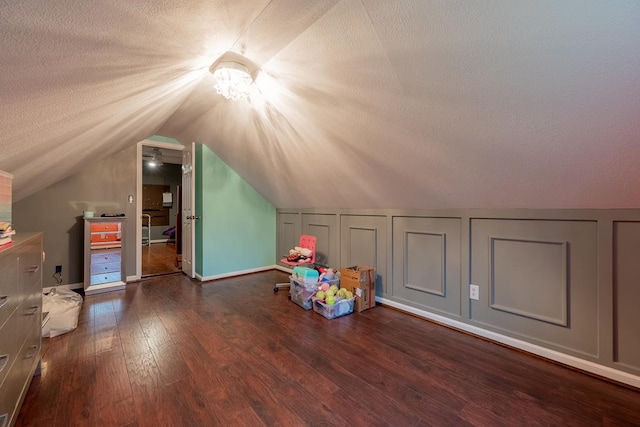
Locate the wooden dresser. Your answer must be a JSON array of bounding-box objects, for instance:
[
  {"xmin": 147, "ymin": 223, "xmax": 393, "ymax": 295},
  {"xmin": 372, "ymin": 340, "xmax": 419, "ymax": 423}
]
[{"xmin": 0, "ymin": 233, "xmax": 43, "ymax": 427}]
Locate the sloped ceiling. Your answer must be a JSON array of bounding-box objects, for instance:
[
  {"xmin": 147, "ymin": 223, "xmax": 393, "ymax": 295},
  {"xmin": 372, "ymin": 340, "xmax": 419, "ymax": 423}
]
[{"xmin": 1, "ymin": 1, "xmax": 639, "ymax": 208}]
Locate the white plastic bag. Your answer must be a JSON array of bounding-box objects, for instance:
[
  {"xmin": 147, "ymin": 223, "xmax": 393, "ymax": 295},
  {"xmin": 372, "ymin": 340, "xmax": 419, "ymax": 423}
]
[{"xmin": 42, "ymin": 288, "xmax": 83, "ymax": 338}]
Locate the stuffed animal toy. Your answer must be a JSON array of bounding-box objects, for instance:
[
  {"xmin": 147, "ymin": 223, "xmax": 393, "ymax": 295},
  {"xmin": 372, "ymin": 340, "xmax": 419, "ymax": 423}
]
[{"xmin": 286, "ymin": 246, "xmax": 312, "ymax": 263}]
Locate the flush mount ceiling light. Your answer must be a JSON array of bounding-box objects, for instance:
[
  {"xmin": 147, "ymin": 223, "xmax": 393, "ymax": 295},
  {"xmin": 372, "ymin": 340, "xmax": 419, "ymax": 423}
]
[
  {"xmin": 209, "ymin": 52, "xmax": 259, "ymax": 101},
  {"xmin": 146, "ymin": 147, "xmax": 164, "ymax": 167}
]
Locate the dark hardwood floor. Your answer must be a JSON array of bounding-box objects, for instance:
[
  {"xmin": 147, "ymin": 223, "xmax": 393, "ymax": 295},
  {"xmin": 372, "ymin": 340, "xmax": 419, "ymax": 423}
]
[
  {"xmin": 141, "ymin": 242, "xmax": 180, "ymax": 277},
  {"xmin": 17, "ymin": 271, "xmax": 640, "ymax": 426}
]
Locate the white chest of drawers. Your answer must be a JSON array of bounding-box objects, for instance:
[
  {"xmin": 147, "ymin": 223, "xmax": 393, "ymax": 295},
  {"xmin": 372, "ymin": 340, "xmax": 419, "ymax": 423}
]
[
  {"xmin": 84, "ymin": 218, "xmax": 126, "ymax": 295},
  {"xmin": 0, "ymin": 233, "xmax": 43, "ymax": 427}
]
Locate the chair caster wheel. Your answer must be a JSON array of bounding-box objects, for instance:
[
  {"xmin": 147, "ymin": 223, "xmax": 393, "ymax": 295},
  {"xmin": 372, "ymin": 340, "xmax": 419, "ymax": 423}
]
[{"xmin": 273, "ymin": 287, "xmax": 279, "ymax": 293}]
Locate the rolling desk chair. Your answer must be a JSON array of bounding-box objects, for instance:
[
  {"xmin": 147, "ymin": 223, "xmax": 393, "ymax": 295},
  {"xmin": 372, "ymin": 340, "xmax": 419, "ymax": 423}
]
[{"xmin": 273, "ymin": 235, "xmax": 317, "ymax": 293}]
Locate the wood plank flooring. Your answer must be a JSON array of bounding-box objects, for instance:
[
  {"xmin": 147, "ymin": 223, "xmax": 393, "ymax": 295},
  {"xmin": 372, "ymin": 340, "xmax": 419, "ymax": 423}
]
[
  {"xmin": 141, "ymin": 243, "xmax": 180, "ymax": 277},
  {"xmin": 16, "ymin": 271, "xmax": 640, "ymax": 426}
]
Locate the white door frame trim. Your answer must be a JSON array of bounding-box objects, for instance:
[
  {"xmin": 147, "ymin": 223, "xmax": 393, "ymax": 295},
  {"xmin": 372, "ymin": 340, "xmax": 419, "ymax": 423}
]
[{"xmin": 135, "ymin": 139, "xmax": 185, "ymax": 280}]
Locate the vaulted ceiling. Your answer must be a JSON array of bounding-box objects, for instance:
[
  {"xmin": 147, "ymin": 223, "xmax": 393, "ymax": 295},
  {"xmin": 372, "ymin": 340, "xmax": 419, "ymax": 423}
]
[{"xmin": 2, "ymin": 1, "xmax": 639, "ymax": 208}]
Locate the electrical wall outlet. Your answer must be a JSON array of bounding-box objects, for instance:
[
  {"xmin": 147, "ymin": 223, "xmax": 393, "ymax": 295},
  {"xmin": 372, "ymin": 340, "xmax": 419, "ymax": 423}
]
[
  {"xmin": 55, "ymin": 265, "xmax": 62, "ymax": 274},
  {"xmin": 469, "ymin": 284, "xmax": 480, "ymax": 301}
]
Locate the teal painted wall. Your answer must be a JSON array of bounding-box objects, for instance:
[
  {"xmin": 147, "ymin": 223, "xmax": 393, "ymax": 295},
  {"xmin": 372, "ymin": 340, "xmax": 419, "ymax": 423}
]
[
  {"xmin": 147, "ymin": 135, "xmax": 181, "ymax": 145},
  {"xmin": 196, "ymin": 144, "xmax": 275, "ymax": 277},
  {"xmin": 195, "ymin": 144, "xmax": 204, "ymax": 276}
]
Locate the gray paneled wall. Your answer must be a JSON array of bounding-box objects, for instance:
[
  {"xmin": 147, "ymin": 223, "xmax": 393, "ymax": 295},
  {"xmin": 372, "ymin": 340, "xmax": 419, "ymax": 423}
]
[
  {"xmin": 340, "ymin": 215, "xmax": 387, "ymax": 297},
  {"xmin": 276, "ymin": 208, "xmax": 640, "ymax": 384},
  {"xmin": 301, "ymin": 213, "xmax": 338, "ymax": 267},
  {"xmin": 613, "ymin": 221, "xmax": 640, "ymax": 372},
  {"xmin": 276, "ymin": 213, "xmax": 301, "ymax": 261},
  {"xmin": 392, "ymin": 216, "xmax": 462, "ymax": 318},
  {"xmin": 13, "ymin": 146, "xmax": 137, "ymax": 287},
  {"xmin": 470, "ymin": 219, "xmax": 598, "ymax": 358}
]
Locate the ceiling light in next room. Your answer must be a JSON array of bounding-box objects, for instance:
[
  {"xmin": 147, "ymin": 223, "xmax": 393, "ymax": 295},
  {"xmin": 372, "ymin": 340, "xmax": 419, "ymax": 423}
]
[
  {"xmin": 146, "ymin": 147, "xmax": 164, "ymax": 167},
  {"xmin": 209, "ymin": 52, "xmax": 259, "ymax": 101}
]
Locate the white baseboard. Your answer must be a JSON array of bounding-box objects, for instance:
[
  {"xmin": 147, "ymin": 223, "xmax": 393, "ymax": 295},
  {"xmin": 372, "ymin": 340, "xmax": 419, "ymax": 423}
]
[
  {"xmin": 197, "ymin": 265, "xmax": 281, "ymax": 282},
  {"xmin": 377, "ymin": 297, "xmax": 640, "ymax": 389},
  {"xmin": 42, "ymin": 282, "xmax": 83, "ymax": 294},
  {"xmin": 84, "ymin": 281, "xmax": 126, "ymax": 296},
  {"xmin": 43, "ymin": 276, "xmax": 140, "ymax": 294},
  {"xmin": 273, "ymin": 265, "xmax": 293, "ymax": 274},
  {"xmin": 149, "ymin": 239, "xmax": 170, "ymax": 244}
]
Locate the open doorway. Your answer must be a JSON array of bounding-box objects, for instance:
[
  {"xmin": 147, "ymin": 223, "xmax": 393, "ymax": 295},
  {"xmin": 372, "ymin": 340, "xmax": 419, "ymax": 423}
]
[{"xmin": 138, "ymin": 143, "xmax": 184, "ymax": 278}]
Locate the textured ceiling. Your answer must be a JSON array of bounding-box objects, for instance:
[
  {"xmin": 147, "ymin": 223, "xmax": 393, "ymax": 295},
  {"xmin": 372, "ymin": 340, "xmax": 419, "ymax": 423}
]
[{"xmin": 2, "ymin": 1, "xmax": 640, "ymax": 208}]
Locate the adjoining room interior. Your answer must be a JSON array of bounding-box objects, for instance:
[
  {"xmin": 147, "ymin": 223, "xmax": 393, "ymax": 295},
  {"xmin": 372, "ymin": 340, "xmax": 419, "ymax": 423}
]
[
  {"xmin": 141, "ymin": 145, "xmax": 183, "ymax": 278},
  {"xmin": 1, "ymin": 1, "xmax": 640, "ymax": 425}
]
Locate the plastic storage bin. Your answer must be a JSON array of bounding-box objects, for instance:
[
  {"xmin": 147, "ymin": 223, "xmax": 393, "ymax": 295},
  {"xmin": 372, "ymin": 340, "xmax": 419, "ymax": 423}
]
[
  {"xmin": 289, "ymin": 276, "xmax": 319, "ymax": 310},
  {"xmin": 290, "ymin": 289, "xmax": 314, "ymax": 310},
  {"xmin": 289, "ymin": 276, "xmax": 340, "ymax": 310},
  {"xmin": 292, "ymin": 266, "xmax": 319, "ymax": 284},
  {"xmin": 312, "ymin": 297, "xmax": 354, "ymax": 319}
]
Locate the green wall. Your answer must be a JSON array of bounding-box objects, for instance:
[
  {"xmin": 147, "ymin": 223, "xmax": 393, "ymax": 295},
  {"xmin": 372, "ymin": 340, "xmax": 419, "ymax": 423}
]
[
  {"xmin": 147, "ymin": 135, "xmax": 181, "ymax": 145},
  {"xmin": 12, "ymin": 138, "xmax": 275, "ymax": 285},
  {"xmin": 195, "ymin": 144, "xmax": 275, "ymax": 277},
  {"xmin": 195, "ymin": 145, "xmax": 203, "ymax": 275}
]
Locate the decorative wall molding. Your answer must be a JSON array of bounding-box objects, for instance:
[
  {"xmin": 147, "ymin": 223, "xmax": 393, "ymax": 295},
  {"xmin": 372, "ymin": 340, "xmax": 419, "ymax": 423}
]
[
  {"xmin": 392, "ymin": 216, "xmax": 462, "ymax": 317},
  {"xmin": 344, "ymin": 226, "xmax": 378, "ymax": 268},
  {"xmin": 277, "ymin": 208, "xmax": 640, "ymax": 386},
  {"xmin": 470, "ymin": 218, "xmax": 598, "ymax": 357},
  {"xmin": 404, "ymin": 231, "xmax": 446, "ymax": 297},
  {"xmin": 489, "ymin": 237, "xmax": 568, "ymax": 326},
  {"xmin": 302, "ymin": 213, "xmax": 338, "ymax": 267}
]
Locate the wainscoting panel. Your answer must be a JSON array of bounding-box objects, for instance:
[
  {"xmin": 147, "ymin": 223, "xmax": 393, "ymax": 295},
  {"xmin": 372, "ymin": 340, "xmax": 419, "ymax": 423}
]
[
  {"xmin": 392, "ymin": 217, "xmax": 462, "ymax": 317},
  {"xmin": 276, "ymin": 213, "xmax": 300, "ymax": 266},
  {"xmin": 340, "ymin": 215, "xmax": 387, "ymax": 297},
  {"xmin": 471, "ymin": 219, "xmax": 598, "ymax": 357},
  {"xmin": 302, "ymin": 214, "xmax": 338, "ymax": 267},
  {"xmin": 490, "ymin": 237, "xmax": 568, "ymax": 326},
  {"xmin": 276, "ymin": 208, "xmax": 640, "ymax": 386},
  {"xmin": 613, "ymin": 221, "xmax": 640, "ymax": 371}
]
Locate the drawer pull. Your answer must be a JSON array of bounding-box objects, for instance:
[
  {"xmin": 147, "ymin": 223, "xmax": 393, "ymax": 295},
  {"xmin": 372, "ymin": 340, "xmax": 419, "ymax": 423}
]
[
  {"xmin": 0, "ymin": 295, "xmax": 6, "ymax": 309},
  {"xmin": 28, "ymin": 265, "xmax": 40, "ymax": 273},
  {"xmin": 0, "ymin": 354, "xmax": 8, "ymax": 372},
  {"xmin": 25, "ymin": 305, "xmax": 38, "ymax": 316},
  {"xmin": 24, "ymin": 345, "xmax": 38, "ymax": 359}
]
